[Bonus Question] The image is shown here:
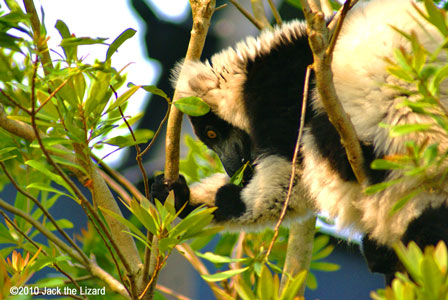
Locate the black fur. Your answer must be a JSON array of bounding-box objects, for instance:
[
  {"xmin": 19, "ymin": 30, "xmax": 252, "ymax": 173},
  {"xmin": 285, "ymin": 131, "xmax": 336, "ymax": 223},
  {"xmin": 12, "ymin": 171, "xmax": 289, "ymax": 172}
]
[
  {"xmin": 214, "ymin": 184, "xmax": 246, "ymax": 222},
  {"xmin": 151, "ymin": 174, "xmax": 198, "ymax": 219}
]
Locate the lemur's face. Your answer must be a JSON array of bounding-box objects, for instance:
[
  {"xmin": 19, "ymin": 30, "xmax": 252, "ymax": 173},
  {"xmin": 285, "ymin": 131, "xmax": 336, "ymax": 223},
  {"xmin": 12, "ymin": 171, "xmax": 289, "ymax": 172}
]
[{"xmin": 189, "ymin": 111, "xmax": 254, "ymax": 180}]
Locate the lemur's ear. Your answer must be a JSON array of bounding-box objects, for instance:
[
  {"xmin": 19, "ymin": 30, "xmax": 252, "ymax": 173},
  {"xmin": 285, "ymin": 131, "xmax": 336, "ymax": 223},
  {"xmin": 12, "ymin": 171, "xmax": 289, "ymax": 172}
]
[{"xmin": 171, "ymin": 60, "xmax": 218, "ymax": 99}]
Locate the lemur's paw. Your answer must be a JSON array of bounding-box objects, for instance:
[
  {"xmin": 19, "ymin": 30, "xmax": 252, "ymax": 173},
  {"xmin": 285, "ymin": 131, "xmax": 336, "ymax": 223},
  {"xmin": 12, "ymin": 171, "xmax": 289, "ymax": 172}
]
[
  {"xmin": 150, "ymin": 174, "xmax": 193, "ymax": 218},
  {"xmin": 150, "ymin": 174, "xmax": 171, "ymax": 204}
]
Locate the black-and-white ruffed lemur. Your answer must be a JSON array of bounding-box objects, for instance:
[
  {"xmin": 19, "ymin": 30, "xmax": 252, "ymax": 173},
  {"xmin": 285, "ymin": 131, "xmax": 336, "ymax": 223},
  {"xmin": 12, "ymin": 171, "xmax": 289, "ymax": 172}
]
[{"xmin": 151, "ymin": 0, "xmax": 448, "ymax": 282}]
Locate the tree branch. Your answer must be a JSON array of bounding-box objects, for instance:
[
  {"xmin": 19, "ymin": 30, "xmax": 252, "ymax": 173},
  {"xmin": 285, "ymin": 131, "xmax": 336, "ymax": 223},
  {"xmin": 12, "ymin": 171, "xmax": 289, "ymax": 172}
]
[
  {"xmin": 22, "ymin": 0, "xmax": 53, "ymax": 75},
  {"xmin": 300, "ymin": 0, "xmax": 367, "ymax": 185},
  {"xmin": 280, "ymin": 217, "xmax": 316, "ymax": 295},
  {"xmin": 267, "ymin": 0, "xmax": 282, "ymax": 25},
  {"xmin": 228, "ymin": 0, "xmax": 264, "ymax": 30},
  {"xmin": 164, "ymin": 0, "xmax": 216, "ymax": 183}
]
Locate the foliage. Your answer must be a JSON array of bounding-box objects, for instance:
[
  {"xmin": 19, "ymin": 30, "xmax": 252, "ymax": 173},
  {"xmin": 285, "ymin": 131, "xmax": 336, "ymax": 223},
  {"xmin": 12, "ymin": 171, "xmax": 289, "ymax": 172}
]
[
  {"xmin": 366, "ymin": 0, "xmax": 448, "ymax": 213},
  {"xmin": 0, "ymin": 1, "xmax": 209, "ymax": 299},
  {"xmin": 371, "ymin": 241, "xmax": 448, "ymax": 300}
]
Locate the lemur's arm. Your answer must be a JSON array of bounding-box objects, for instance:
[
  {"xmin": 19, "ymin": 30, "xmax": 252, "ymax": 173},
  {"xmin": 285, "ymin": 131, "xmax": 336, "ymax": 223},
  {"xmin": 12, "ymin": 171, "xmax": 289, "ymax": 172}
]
[{"xmin": 151, "ymin": 155, "xmax": 311, "ymax": 226}]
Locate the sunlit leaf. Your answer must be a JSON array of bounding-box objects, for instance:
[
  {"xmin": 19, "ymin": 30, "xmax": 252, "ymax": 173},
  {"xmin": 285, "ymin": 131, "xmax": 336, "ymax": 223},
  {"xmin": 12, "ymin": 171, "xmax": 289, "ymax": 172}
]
[
  {"xmin": 174, "ymin": 96, "xmax": 210, "ymax": 116},
  {"xmin": 106, "ymin": 28, "xmax": 136, "ymax": 61},
  {"xmin": 201, "ymin": 267, "xmax": 249, "ymax": 282}
]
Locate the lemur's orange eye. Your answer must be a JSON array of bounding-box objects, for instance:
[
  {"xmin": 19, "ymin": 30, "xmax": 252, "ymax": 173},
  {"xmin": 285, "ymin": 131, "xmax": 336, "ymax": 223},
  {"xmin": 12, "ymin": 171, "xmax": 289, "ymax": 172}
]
[{"xmin": 206, "ymin": 130, "xmax": 217, "ymax": 139}]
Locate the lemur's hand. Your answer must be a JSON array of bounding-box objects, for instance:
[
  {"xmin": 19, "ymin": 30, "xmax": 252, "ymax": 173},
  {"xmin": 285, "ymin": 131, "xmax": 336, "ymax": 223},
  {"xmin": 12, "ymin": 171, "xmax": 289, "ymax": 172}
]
[{"xmin": 150, "ymin": 174, "xmax": 196, "ymax": 219}]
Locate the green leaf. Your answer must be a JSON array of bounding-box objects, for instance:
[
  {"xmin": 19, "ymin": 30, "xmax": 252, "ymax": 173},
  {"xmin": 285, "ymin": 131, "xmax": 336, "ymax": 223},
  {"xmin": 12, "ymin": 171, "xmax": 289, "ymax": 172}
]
[
  {"xmin": 108, "ymin": 84, "xmax": 140, "ymax": 112},
  {"xmin": 174, "ymin": 96, "xmax": 210, "ymax": 116},
  {"xmin": 280, "ymin": 270, "xmax": 307, "ymax": 300},
  {"xmin": 45, "ymin": 219, "xmax": 73, "ymax": 231},
  {"xmin": 420, "ymin": 255, "xmax": 441, "ymax": 296},
  {"xmin": 313, "ymin": 235, "xmax": 330, "ymax": 254},
  {"xmin": 424, "ymin": 0, "xmax": 448, "ymax": 36},
  {"xmin": 4, "ymin": 0, "xmax": 23, "ymax": 12},
  {"xmin": 389, "ymin": 124, "xmax": 432, "ymax": 137},
  {"xmin": 106, "ymin": 28, "xmax": 136, "ymax": 61},
  {"xmin": 310, "ymin": 261, "xmax": 340, "ymax": 272},
  {"xmin": 158, "ymin": 237, "xmax": 179, "ymax": 253},
  {"xmin": 29, "ymin": 256, "xmax": 70, "ymax": 273},
  {"xmin": 371, "ymin": 159, "xmax": 404, "ymax": 170},
  {"xmin": 258, "ymin": 266, "xmax": 274, "ymax": 300},
  {"xmin": 434, "ymin": 241, "xmax": 447, "ymax": 273},
  {"xmin": 393, "ymin": 242, "xmax": 422, "ymax": 282},
  {"xmin": 195, "ymin": 251, "xmax": 246, "ymax": 264},
  {"xmin": 170, "ymin": 207, "xmax": 215, "ymax": 241},
  {"xmin": 139, "ymin": 84, "xmax": 169, "ymax": 100},
  {"xmin": 129, "ymin": 200, "xmax": 159, "ymax": 235},
  {"xmin": 364, "ymin": 179, "xmax": 402, "ymax": 195},
  {"xmin": 85, "ymin": 66, "xmax": 112, "ymax": 117},
  {"xmin": 201, "ymin": 267, "xmax": 249, "ymax": 282},
  {"xmin": 24, "ymin": 160, "xmax": 75, "ymax": 198},
  {"xmin": 236, "ymin": 277, "xmax": 257, "ymax": 300},
  {"xmin": 99, "ymin": 206, "xmax": 147, "ymax": 240},
  {"xmin": 104, "ymin": 129, "xmax": 154, "ymax": 148},
  {"xmin": 189, "ymin": 234, "xmax": 216, "ymax": 251},
  {"xmin": 430, "ymin": 65, "xmax": 448, "ymax": 94},
  {"xmin": 0, "ymin": 222, "xmax": 14, "ymax": 243},
  {"xmin": 312, "ymin": 244, "xmax": 335, "ymax": 261},
  {"xmin": 306, "ymin": 272, "xmax": 318, "ymax": 290},
  {"xmin": 230, "ymin": 161, "xmax": 251, "ymax": 186},
  {"xmin": 387, "ymin": 66, "xmax": 414, "ymax": 82},
  {"xmin": 26, "ymin": 183, "xmax": 73, "ymax": 200},
  {"xmin": 422, "ymin": 143, "xmax": 439, "ymax": 166},
  {"xmin": 390, "ymin": 188, "xmax": 423, "ymax": 215},
  {"xmin": 50, "ymin": 156, "xmax": 87, "ymax": 175},
  {"xmin": 60, "ymin": 36, "xmax": 107, "ymax": 47},
  {"xmin": 55, "ymin": 20, "xmax": 76, "ymax": 61},
  {"xmin": 118, "ymin": 112, "xmax": 144, "ymax": 129},
  {"xmin": 0, "ymin": 147, "xmax": 17, "ymax": 158},
  {"xmin": 0, "ymin": 32, "xmax": 23, "ymax": 53}
]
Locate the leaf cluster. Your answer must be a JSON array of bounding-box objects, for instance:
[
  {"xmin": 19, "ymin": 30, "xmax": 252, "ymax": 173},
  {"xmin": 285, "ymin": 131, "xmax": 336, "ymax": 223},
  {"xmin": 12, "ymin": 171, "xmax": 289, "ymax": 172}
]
[
  {"xmin": 366, "ymin": 0, "xmax": 448, "ymax": 213},
  {"xmin": 372, "ymin": 241, "xmax": 448, "ymax": 300}
]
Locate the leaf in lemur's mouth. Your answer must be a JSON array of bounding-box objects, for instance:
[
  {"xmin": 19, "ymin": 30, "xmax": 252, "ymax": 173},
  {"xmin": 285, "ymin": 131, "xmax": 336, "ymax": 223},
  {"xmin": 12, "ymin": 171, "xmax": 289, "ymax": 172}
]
[{"xmin": 230, "ymin": 161, "xmax": 253, "ymax": 186}]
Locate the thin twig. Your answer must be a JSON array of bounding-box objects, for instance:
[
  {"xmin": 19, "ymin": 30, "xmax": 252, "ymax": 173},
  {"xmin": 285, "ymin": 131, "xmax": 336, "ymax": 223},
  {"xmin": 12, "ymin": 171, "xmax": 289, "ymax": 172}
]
[
  {"xmin": 214, "ymin": 3, "xmax": 228, "ymax": 12},
  {"xmin": 250, "ymin": 0, "xmax": 271, "ymax": 29},
  {"xmin": 228, "ymin": 0, "xmax": 264, "ymax": 30},
  {"xmin": 265, "ymin": 65, "xmax": 312, "ymax": 259},
  {"xmin": 267, "ymin": 0, "xmax": 282, "ymax": 25},
  {"xmin": 0, "ymin": 211, "xmax": 87, "ymax": 300},
  {"xmin": 0, "ymin": 198, "xmax": 84, "ymax": 263},
  {"xmin": 156, "ymin": 284, "xmax": 192, "ymax": 300},
  {"xmin": 35, "ymin": 78, "xmax": 70, "ymax": 113},
  {"xmin": 327, "ymin": 0, "xmax": 357, "ymax": 56},
  {"xmin": 114, "ymin": 91, "xmax": 150, "ymax": 200},
  {"xmin": 139, "ymin": 103, "xmax": 171, "ymax": 157},
  {"xmin": 0, "ymin": 162, "xmax": 90, "ymax": 264},
  {"xmin": 0, "ymin": 89, "xmax": 31, "ymax": 114}
]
